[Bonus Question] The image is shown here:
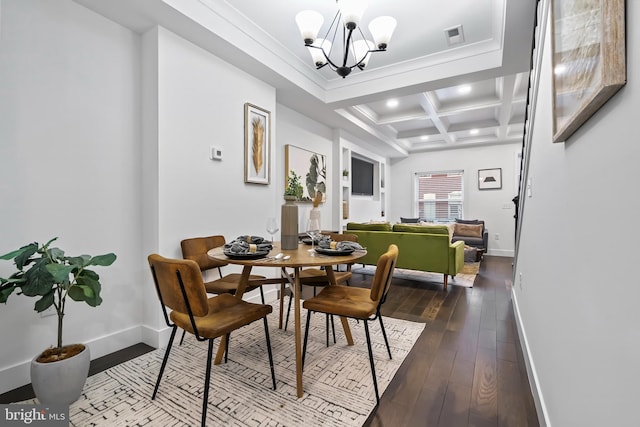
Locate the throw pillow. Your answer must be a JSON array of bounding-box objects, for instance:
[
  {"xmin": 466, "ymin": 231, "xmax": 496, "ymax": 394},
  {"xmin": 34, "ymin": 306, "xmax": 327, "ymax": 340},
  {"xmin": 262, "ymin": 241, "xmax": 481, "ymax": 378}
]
[
  {"xmin": 454, "ymin": 223, "xmax": 483, "ymax": 238},
  {"xmin": 400, "ymin": 217, "xmax": 420, "ymax": 223},
  {"xmin": 346, "ymin": 222, "xmax": 392, "ymax": 232},
  {"xmin": 393, "ymin": 224, "xmax": 449, "ymax": 235}
]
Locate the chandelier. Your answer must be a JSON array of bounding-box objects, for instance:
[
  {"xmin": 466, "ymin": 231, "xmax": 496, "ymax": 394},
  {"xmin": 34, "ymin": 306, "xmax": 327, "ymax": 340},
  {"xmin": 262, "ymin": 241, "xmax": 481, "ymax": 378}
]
[{"xmin": 295, "ymin": 0, "xmax": 397, "ymax": 78}]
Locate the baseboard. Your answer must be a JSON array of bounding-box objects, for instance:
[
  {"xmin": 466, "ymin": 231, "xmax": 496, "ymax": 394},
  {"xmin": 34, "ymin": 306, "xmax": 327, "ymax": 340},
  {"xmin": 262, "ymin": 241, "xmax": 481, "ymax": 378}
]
[
  {"xmin": 0, "ymin": 325, "xmax": 144, "ymax": 395},
  {"xmin": 487, "ymin": 249, "xmax": 514, "ymax": 257},
  {"xmin": 511, "ymin": 288, "xmax": 551, "ymax": 427},
  {"xmin": 0, "ymin": 288, "xmax": 283, "ymax": 395}
]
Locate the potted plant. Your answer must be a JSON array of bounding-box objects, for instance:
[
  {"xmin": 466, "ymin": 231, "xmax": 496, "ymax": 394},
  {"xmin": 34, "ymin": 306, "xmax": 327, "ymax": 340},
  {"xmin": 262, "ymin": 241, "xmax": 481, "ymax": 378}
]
[
  {"xmin": 342, "ymin": 168, "xmax": 349, "ymax": 181},
  {"xmin": 284, "ymin": 170, "xmax": 303, "ymax": 200},
  {"xmin": 0, "ymin": 237, "xmax": 117, "ymax": 405}
]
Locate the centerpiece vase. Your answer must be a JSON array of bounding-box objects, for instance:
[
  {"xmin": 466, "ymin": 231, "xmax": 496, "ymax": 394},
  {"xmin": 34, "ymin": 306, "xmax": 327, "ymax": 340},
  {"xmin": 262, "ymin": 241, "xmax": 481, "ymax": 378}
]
[{"xmin": 281, "ymin": 195, "xmax": 299, "ymax": 249}]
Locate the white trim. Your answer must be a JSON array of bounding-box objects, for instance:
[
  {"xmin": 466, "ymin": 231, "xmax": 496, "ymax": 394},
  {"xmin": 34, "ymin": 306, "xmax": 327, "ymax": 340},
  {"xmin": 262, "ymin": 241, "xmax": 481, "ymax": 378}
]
[{"xmin": 512, "ymin": 287, "xmax": 551, "ymax": 427}]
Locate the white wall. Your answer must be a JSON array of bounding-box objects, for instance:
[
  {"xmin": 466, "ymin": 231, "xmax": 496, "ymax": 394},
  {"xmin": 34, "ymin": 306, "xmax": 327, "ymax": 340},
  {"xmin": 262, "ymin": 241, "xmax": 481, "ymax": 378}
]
[
  {"xmin": 276, "ymin": 104, "xmax": 335, "ymax": 231},
  {"xmin": 514, "ymin": 1, "xmax": 640, "ymax": 426},
  {"xmin": 0, "ymin": 0, "xmax": 143, "ymax": 392},
  {"xmin": 388, "ymin": 144, "xmax": 520, "ymax": 256}
]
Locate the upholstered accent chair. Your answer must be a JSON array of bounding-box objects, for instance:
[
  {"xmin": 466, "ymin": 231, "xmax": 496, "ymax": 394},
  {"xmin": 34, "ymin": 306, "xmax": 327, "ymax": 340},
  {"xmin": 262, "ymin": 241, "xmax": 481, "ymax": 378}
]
[
  {"xmin": 451, "ymin": 219, "xmax": 488, "ymax": 251},
  {"xmin": 147, "ymin": 254, "xmax": 276, "ymax": 427},
  {"xmin": 302, "ymin": 244, "xmax": 399, "ymax": 404}
]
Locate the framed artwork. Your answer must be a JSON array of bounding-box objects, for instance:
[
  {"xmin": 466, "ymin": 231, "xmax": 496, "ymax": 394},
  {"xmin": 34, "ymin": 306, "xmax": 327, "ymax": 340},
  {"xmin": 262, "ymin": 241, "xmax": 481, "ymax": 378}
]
[
  {"xmin": 244, "ymin": 103, "xmax": 270, "ymax": 184},
  {"xmin": 285, "ymin": 145, "xmax": 327, "ymax": 203},
  {"xmin": 551, "ymin": 0, "xmax": 626, "ymax": 143},
  {"xmin": 478, "ymin": 168, "xmax": 502, "ymax": 190}
]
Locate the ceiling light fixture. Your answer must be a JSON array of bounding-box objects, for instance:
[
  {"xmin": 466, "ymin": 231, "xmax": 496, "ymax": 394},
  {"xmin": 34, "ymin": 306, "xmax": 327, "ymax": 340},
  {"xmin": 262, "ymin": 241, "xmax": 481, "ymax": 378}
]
[
  {"xmin": 295, "ymin": 1, "xmax": 397, "ymax": 79},
  {"xmin": 458, "ymin": 85, "xmax": 472, "ymax": 94},
  {"xmin": 420, "ymin": 135, "xmax": 429, "ymax": 141},
  {"xmin": 386, "ymin": 99, "xmax": 399, "ymax": 108},
  {"xmin": 470, "ymin": 129, "xmax": 479, "ymax": 135}
]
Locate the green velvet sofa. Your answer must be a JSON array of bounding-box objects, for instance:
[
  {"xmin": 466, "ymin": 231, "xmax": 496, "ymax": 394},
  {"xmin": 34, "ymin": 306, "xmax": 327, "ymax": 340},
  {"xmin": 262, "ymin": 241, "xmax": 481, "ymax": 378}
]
[{"xmin": 346, "ymin": 222, "xmax": 465, "ymax": 289}]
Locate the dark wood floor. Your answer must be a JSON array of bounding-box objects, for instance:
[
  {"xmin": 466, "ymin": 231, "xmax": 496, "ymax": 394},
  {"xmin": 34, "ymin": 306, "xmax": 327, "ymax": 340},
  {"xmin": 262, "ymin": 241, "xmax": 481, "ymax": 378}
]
[
  {"xmin": 1, "ymin": 256, "xmax": 538, "ymax": 426},
  {"xmin": 362, "ymin": 255, "xmax": 539, "ymax": 427}
]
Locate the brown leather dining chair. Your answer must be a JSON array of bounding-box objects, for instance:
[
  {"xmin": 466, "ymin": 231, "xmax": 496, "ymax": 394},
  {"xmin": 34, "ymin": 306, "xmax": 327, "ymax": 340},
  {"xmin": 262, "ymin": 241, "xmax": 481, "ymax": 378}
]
[
  {"xmin": 181, "ymin": 235, "xmax": 266, "ymax": 303},
  {"xmin": 301, "ymin": 244, "xmax": 398, "ymax": 404},
  {"xmin": 284, "ymin": 233, "xmax": 359, "ymax": 346},
  {"xmin": 148, "ymin": 254, "xmax": 276, "ymax": 427}
]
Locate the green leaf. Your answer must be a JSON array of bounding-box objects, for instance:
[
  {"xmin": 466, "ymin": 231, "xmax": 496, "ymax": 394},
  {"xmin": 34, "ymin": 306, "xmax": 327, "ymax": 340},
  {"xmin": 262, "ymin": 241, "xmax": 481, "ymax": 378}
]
[
  {"xmin": 48, "ymin": 247, "xmax": 65, "ymax": 262},
  {"xmin": 13, "ymin": 243, "xmax": 38, "ymax": 269},
  {"xmin": 67, "ymin": 285, "xmax": 85, "ymax": 302},
  {"xmin": 88, "ymin": 253, "xmax": 116, "ymax": 267},
  {"xmin": 0, "ymin": 285, "xmax": 17, "ymax": 303},
  {"xmin": 46, "ymin": 264, "xmax": 74, "ymax": 283},
  {"xmin": 67, "ymin": 255, "xmax": 90, "ymax": 268},
  {"xmin": 34, "ymin": 292, "xmax": 54, "ymax": 312},
  {"xmin": 21, "ymin": 259, "xmax": 55, "ymax": 296}
]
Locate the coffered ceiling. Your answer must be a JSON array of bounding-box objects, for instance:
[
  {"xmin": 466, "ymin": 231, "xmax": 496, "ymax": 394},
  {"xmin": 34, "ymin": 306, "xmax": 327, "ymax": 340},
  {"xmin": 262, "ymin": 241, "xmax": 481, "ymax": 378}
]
[{"xmin": 75, "ymin": 0, "xmax": 537, "ymax": 159}]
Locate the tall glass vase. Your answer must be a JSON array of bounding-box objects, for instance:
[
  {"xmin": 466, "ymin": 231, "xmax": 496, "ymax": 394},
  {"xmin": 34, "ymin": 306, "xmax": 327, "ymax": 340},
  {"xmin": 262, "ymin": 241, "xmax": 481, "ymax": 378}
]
[{"xmin": 281, "ymin": 196, "xmax": 299, "ymax": 250}]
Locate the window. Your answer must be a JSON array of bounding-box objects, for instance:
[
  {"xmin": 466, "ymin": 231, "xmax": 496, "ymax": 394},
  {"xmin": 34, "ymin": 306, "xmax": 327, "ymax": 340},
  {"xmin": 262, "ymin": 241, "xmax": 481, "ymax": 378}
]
[{"xmin": 415, "ymin": 171, "xmax": 463, "ymax": 222}]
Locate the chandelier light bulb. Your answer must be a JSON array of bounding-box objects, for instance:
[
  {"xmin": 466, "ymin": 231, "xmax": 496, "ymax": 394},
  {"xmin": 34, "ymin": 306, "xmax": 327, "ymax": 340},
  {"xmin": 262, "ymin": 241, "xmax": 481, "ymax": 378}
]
[
  {"xmin": 308, "ymin": 38, "xmax": 332, "ymax": 67},
  {"xmin": 337, "ymin": 0, "xmax": 368, "ymax": 29},
  {"xmin": 368, "ymin": 16, "xmax": 397, "ymax": 50},
  {"xmin": 295, "ymin": 10, "xmax": 324, "ymax": 45}
]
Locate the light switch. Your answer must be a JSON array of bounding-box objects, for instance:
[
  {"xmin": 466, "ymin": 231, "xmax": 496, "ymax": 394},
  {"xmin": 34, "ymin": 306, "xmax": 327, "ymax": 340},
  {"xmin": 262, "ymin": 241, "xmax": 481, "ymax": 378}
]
[{"xmin": 210, "ymin": 146, "xmax": 223, "ymax": 160}]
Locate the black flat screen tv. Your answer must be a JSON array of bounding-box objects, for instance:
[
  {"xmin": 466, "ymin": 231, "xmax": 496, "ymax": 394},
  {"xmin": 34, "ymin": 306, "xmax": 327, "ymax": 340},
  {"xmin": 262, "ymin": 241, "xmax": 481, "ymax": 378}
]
[{"xmin": 351, "ymin": 157, "xmax": 374, "ymax": 196}]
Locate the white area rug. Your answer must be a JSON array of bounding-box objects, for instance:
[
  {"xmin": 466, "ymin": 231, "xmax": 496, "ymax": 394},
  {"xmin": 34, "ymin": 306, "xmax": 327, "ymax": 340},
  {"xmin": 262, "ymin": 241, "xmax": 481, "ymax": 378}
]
[
  {"xmin": 352, "ymin": 263, "xmax": 478, "ymax": 288},
  {"xmin": 22, "ymin": 301, "xmax": 425, "ymax": 426}
]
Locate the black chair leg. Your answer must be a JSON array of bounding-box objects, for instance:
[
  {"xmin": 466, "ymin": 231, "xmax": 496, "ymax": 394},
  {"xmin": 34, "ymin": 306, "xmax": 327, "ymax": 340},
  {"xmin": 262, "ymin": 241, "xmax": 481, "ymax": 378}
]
[
  {"xmin": 263, "ymin": 317, "xmax": 276, "ymax": 390},
  {"xmin": 284, "ymin": 286, "xmax": 294, "ymax": 331},
  {"xmin": 302, "ymin": 311, "xmax": 312, "ymax": 370},
  {"xmin": 259, "ymin": 286, "xmax": 265, "ymax": 304},
  {"xmin": 331, "ymin": 315, "xmax": 336, "ymax": 344},
  {"xmin": 217, "ymin": 266, "xmax": 223, "ymax": 277},
  {"xmin": 378, "ymin": 316, "xmax": 392, "ymax": 359},
  {"xmin": 363, "ymin": 321, "xmax": 380, "ymax": 405},
  {"xmin": 325, "ymin": 314, "xmax": 329, "ymax": 347},
  {"xmin": 152, "ymin": 325, "xmax": 177, "ymax": 400},
  {"xmin": 201, "ymin": 338, "xmax": 215, "ymax": 427},
  {"xmin": 224, "ymin": 333, "xmax": 230, "ymax": 363},
  {"xmin": 179, "ymin": 329, "xmax": 186, "ymax": 346}
]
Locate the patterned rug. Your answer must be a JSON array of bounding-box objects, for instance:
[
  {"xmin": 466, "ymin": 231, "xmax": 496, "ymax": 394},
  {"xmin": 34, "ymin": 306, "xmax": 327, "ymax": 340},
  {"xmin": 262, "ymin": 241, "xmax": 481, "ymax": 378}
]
[
  {"xmin": 21, "ymin": 301, "xmax": 425, "ymax": 426},
  {"xmin": 352, "ymin": 262, "xmax": 479, "ymax": 288}
]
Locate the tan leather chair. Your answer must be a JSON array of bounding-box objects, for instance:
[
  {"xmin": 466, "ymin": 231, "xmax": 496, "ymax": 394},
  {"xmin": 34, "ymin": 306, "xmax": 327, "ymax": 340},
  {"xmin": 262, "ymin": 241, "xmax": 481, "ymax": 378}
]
[
  {"xmin": 180, "ymin": 235, "xmax": 266, "ymax": 302},
  {"xmin": 148, "ymin": 254, "xmax": 276, "ymax": 427},
  {"xmin": 302, "ymin": 244, "xmax": 398, "ymax": 404},
  {"xmin": 284, "ymin": 233, "xmax": 359, "ymax": 345}
]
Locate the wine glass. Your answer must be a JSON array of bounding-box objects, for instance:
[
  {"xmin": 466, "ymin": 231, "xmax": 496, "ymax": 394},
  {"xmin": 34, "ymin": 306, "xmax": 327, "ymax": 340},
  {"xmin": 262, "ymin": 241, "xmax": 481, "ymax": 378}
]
[
  {"xmin": 306, "ymin": 217, "xmax": 321, "ymax": 255},
  {"xmin": 266, "ymin": 217, "xmax": 279, "ymax": 242}
]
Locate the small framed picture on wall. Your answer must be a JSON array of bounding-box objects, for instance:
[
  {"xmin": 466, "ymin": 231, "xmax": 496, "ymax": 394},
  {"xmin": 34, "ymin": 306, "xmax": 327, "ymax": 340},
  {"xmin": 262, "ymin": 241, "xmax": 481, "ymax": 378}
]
[{"xmin": 478, "ymin": 168, "xmax": 502, "ymax": 190}]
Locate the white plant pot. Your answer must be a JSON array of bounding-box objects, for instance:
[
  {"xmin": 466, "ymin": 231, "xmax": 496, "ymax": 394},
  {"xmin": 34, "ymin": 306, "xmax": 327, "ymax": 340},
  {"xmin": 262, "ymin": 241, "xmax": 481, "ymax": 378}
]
[{"xmin": 31, "ymin": 344, "xmax": 90, "ymax": 405}]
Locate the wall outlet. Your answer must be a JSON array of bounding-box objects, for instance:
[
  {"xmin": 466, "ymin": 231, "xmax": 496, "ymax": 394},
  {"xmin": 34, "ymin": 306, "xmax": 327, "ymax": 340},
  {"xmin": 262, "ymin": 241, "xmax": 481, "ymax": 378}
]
[{"xmin": 494, "ymin": 233, "xmax": 500, "ymax": 240}]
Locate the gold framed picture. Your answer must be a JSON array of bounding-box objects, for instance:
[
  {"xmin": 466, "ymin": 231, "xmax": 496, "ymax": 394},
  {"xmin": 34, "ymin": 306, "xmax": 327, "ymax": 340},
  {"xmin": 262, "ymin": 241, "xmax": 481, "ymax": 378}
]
[
  {"xmin": 551, "ymin": 0, "xmax": 626, "ymax": 143},
  {"xmin": 244, "ymin": 103, "xmax": 270, "ymax": 184}
]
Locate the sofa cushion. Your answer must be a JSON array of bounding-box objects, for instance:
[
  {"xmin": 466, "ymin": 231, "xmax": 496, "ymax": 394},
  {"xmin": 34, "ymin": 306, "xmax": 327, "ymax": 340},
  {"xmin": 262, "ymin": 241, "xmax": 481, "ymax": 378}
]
[
  {"xmin": 393, "ymin": 224, "xmax": 449, "ymax": 235},
  {"xmin": 346, "ymin": 222, "xmax": 393, "ymax": 232},
  {"xmin": 400, "ymin": 217, "xmax": 420, "ymax": 223},
  {"xmin": 454, "ymin": 223, "xmax": 483, "ymax": 238}
]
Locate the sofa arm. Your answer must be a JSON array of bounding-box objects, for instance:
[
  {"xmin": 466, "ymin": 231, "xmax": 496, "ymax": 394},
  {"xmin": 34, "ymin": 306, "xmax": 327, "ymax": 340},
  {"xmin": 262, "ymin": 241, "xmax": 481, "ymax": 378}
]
[
  {"xmin": 482, "ymin": 230, "xmax": 488, "ymax": 251},
  {"xmin": 449, "ymin": 240, "xmax": 465, "ymax": 275}
]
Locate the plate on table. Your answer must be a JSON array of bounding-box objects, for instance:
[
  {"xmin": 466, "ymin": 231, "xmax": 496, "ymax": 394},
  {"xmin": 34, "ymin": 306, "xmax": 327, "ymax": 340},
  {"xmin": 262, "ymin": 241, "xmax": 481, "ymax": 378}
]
[
  {"xmin": 223, "ymin": 250, "xmax": 270, "ymax": 260},
  {"xmin": 314, "ymin": 247, "xmax": 355, "ymax": 256}
]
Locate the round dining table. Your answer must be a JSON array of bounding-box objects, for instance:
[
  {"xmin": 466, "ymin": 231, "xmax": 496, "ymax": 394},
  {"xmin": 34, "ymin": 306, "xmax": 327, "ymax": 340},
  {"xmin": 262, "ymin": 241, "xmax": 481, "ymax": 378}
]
[{"xmin": 207, "ymin": 241, "xmax": 366, "ymax": 398}]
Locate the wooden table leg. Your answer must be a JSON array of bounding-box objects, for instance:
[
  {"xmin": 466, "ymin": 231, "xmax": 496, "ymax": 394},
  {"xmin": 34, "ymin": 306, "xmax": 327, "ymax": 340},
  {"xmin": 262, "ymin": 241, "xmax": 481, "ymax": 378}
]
[
  {"xmin": 325, "ymin": 266, "xmax": 354, "ymax": 346},
  {"xmin": 293, "ymin": 267, "xmax": 303, "ymax": 398},
  {"xmin": 214, "ymin": 265, "xmax": 253, "ymax": 365}
]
